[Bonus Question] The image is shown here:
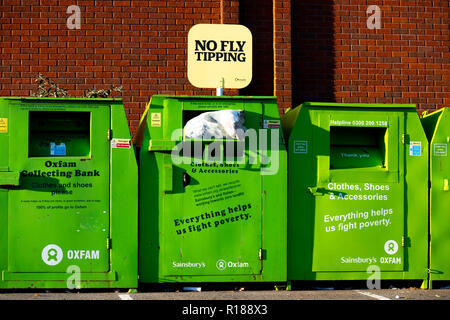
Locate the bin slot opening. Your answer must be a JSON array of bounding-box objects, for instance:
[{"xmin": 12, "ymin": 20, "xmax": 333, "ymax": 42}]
[
  {"xmin": 182, "ymin": 109, "xmax": 246, "ymax": 141},
  {"xmin": 330, "ymin": 126, "xmax": 387, "ymax": 169},
  {"xmin": 28, "ymin": 111, "xmax": 91, "ymax": 157},
  {"xmin": 183, "ymin": 110, "xmax": 208, "ymax": 128}
]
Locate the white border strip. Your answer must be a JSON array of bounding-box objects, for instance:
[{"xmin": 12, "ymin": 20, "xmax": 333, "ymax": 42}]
[
  {"xmin": 118, "ymin": 294, "xmax": 133, "ymax": 300},
  {"xmin": 356, "ymin": 291, "xmax": 391, "ymax": 300}
]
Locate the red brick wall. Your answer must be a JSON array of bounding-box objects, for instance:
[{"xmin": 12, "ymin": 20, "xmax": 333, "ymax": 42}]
[
  {"xmin": 291, "ymin": 0, "xmax": 449, "ymax": 114},
  {"xmin": 273, "ymin": 0, "xmax": 292, "ymax": 113},
  {"xmin": 239, "ymin": 0, "xmax": 291, "ymax": 112},
  {"xmin": 239, "ymin": 0, "xmax": 273, "ymax": 97},
  {"xmin": 0, "ymin": 0, "xmax": 239, "ymax": 135},
  {"xmin": 1, "ymin": 0, "xmax": 449, "ymax": 132}
]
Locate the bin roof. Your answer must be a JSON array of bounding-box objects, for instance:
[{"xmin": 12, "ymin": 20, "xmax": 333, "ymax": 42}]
[
  {"xmin": 150, "ymin": 94, "xmax": 276, "ymax": 100},
  {"xmin": 0, "ymin": 97, "xmax": 123, "ymax": 102},
  {"xmin": 300, "ymin": 102, "xmax": 417, "ymax": 109}
]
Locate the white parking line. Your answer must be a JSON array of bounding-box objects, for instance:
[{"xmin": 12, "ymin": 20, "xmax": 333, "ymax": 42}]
[
  {"xmin": 118, "ymin": 293, "xmax": 133, "ymax": 300},
  {"xmin": 356, "ymin": 291, "xmax": 391, "ymax": 300}
]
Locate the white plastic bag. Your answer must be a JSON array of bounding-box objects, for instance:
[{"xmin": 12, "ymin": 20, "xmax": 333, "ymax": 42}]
[{"xmin": 184, "ymin": 110, "xmax": 246, "ymax": 140}]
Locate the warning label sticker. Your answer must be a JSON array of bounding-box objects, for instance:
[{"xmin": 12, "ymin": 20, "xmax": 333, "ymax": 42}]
[
  {"xmin": 263, "ymin": 120, "xmax": 280, "ymax": 129},
  {"xmin": 0, "ymin": 118, "xmax": 7, "ymax": 133},
  {"xmin": 111, "ymin": 138, "xmax": 131, "ymax": 149},
  {"xmin": 151, "ymin": 112, "xmax": 161, "ymax": 127},
  {"xmin": 409, "ymin": 141, "xmax": 421, "ymax": 156},
  {"xmin": 293, "ymin": 140, "xmax": 308, "ymax": 154},
  {"xmin": 434, "ymin": 143, "xmax": 447, "ymax": 157}
]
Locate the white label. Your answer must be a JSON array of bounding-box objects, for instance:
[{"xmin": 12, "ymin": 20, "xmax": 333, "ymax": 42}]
[
  {"xmin": 434, "ymin": 143, "xmax": 447, "ymax": 157},
  {"xmin": 293, "ymin": 140, "xmax": 308, "ymax": 154},
  {"xmin": 111, "ymin": 138, "xmax": 131, "ymax": 149},
  {"xmin": 263, "ymin": 120, "xmax": 280, "ymax": 129}
]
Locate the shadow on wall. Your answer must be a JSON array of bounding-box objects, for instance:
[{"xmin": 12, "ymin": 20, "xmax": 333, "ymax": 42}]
[
  {"xmin": 292, "ymin": 1, "xmax": 335, "ymax": 107},
  {"xmin": 239, "ymin": 0, "xmax": 274, "ymax": 97}
]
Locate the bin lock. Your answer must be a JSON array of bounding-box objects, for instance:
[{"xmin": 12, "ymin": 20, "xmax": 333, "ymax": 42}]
[{"xmin": 183, "ymin": 172, "xmax": 191, "ymax": 188}]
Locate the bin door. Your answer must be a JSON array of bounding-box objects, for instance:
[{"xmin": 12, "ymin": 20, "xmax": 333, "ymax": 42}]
[
  {"xmin": 7, "ymin": 106, "xmax": 111, "ymax": 273},
  {"xmin": 159, "ymin": 139, "xmax": 263, "ymax": 277},
  {"xmin": 311, "ymin": 111, "xmax": 405, "ymax": 272}
]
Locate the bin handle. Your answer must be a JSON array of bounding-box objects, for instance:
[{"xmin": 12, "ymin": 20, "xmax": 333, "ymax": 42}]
[
  {"xmin": 183, "ymin": 172, "xmax": 191, "ymax": 188},
  {"xmin": 0, "ymin": 171, "xmax": 20, "ymax": 187},
  {"xmin": 162, "ymin": 156, "xmax": 173, "ymax": 193}
]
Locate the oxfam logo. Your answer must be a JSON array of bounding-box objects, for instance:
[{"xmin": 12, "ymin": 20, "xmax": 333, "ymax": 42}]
[
  {"xmin": 41, "ymin": 244, "xmax": 63, "ymax": 266},
  {"xmin": 384, "ymin": 240, "xmax": 398, "ymax": 255},
  {"xmin": 216, "ymin": 259, "xmax": 227, "ymax": 271}
]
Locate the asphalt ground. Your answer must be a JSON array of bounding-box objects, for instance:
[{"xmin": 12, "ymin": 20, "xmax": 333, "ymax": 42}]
[
  {"xmin": 1, "ymin": 279, "xmax": 450, "ymax": 299},
  {"xmin": 1, "ymin": 285, "xmax": 449, "ymax": 318},
  {"xmin": 0, "ymin": 288, "xmax": 449, "ymax": 300}
]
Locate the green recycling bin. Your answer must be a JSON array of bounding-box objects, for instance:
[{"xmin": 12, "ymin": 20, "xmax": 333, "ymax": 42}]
[
  {"xmin": 0, "ymin": 97, "xmax": 138, "ymax": 289},
  {"xmin": 136, "ymin": 95, "xmax": 287, "ymax": 283},
  {"xmin": 421, "ymin": 107, "xmax": 450, "ymax": 288},
  {"xmin": 282, "ymin": 102, "xmax": 429, "ymax": 284}
]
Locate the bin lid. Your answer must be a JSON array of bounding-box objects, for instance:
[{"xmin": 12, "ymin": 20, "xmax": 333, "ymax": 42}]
[
  {"xmin": 134, "ymin": 95, "xmax": 278, "ymax": 147},
  {"xmin": 0, "ymin": 97, "xmax": 123, "ymax": 102},
  {"xmin": 300, "ymin": 102, "xmax": 416, "ymax": 109}
]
